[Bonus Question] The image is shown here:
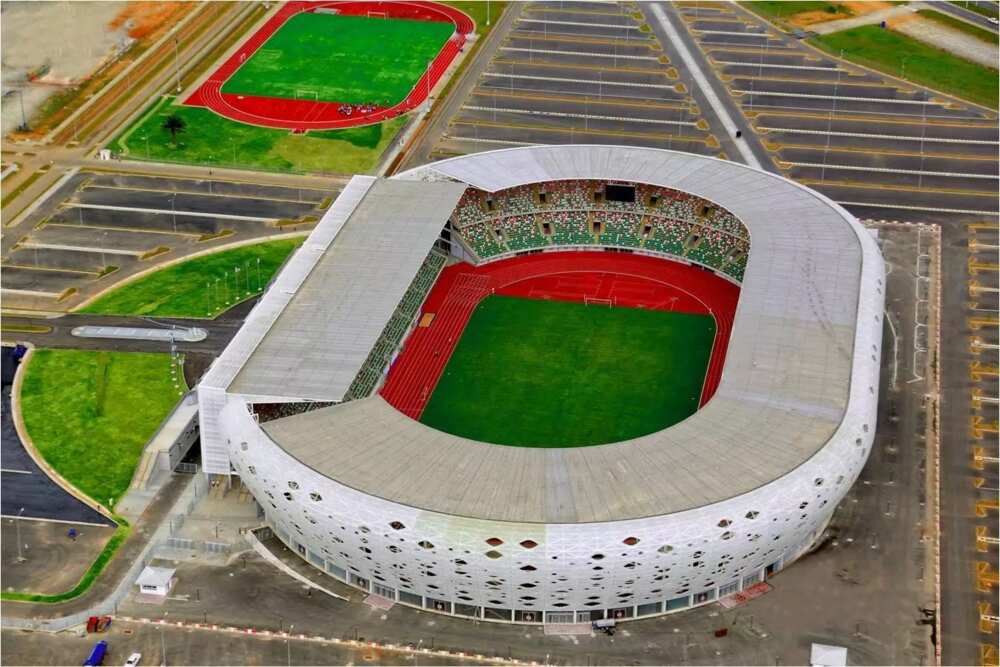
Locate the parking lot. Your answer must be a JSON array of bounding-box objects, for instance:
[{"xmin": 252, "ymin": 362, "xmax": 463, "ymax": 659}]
[
  {"xmin": 1, "ymin": 173, "xmax": 332, "ymax": 312},
  {"xmin": 674, "ymin": 1, "xmax": 998, "ymax": 221},
  {"xmin": 432, "ymin": 1, "xmax": 725, "ymax": 159}
]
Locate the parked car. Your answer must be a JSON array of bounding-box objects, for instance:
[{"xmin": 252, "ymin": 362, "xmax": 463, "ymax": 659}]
[{"xmin": 124, "ymin": 652, "xmax": 142, "ymax": 666}]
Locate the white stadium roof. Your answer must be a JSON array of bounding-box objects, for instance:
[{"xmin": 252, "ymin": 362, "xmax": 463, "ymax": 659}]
[
  {"xmin": 220, "ymin": 177, "xmax": 466, "ymax": 402},
  {"xmin": 205, "ymin": 146, "xmax": 884, "ymax": 523}
]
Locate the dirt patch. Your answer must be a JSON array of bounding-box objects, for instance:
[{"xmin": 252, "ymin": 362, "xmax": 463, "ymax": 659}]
[
  {"xmin": 841, "ymin": 1, "xmax": 894, "ymax": 15},
  {"xmin": 108, "ymin": 1, "xmax": 188, "ymax": 40},
  {"xmin": 790, "ymin": 10, "xmax": 853, "ymax": 27}
]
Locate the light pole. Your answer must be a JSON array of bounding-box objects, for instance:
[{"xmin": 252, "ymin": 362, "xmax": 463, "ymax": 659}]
[
  {"xmin": 16, "ymin": 89, "xmax": 28, "ymax": 132},
  {"xmin": 486, "ymin": 0, "xmax": 490, "ymax": 26},
  {"xmin": 14, "ymin": 508, "xmax": 26, "ymax": 563},
  {"xmin": 171, "ymin": 192, "xmax": 177, "ymax": 233},
  {"xmin": 173, "ymin": 36, "xmax": 181, "ymax": 93}
]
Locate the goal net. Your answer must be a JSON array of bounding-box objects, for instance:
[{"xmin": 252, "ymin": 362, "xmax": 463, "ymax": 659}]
[
  {"xmin": 294, "ymin": 89, "xmax": 319, "ymax": 100},
  {"xmin": 584, "ymin": 296, "xmax": 614, "ymax": 308},
  {"xmin": 367, "ymin": 10, "xmax": 388, "ymax": 19}
]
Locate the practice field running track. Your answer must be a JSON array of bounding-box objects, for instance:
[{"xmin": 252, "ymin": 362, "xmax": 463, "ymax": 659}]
[
  {"xmin": 420, "ymin": 296, "xmax": 716, "ymax": 447},
  {"xmin": 222, "ymin": 13, "xmax": 454, "ymax": 105},
  {"xmin": 185, "ymin": 1, "xmax": 474, "ymax": 131}
]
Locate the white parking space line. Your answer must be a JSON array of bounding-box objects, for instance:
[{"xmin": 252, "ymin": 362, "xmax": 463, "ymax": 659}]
[
  {"xmin": 448, "ymin": 136, "xmax": 544, "ymax": 147},
  {"xmin": 519, "ymin": 18, "xmax": 640, "ymax": 29},
  {"xmin": 757, "ymin": 126, "xmax": 999, "ymax": 145},
  {"xmin": 500, "ymin": 46, "xmax": 659, "ymax": 61},
  {"xmin": 734, "ymin": 89, "xmax": 945, "ymax": 105},
  {"xmin": 787, "ymin": 162, "xmax": 999, "ymax": 179},
  {"xmin": 0, "ymin": 287, "xmax": 61, "ymax": 298},
  {"xmin": 484, "ymin": 72, "xmax": 677, "ymax": 89},
  {"xmin": 838, "ymin": 201, "xmax": 1000, "ymax": 216},
  {"xmin": 464, "ymin": 105, "xmax": 699, "ymax": 126},
  {"xmin": 714, "ymin": 61, "xmax": 838, "ymax": 71},
  {"xmin": 65, "ymin": 202, "xmax": 275, "ymax": 222},
  {"xmin": 19, "ymin": 241, "xmax": 144, "ymax": 256},
  {"xmin": 650, "ymin": 3, "xmax": 762, "ymax": 169},
  {"xmin": 694, "ymin": 29, "xmax": 770, "ymax": 37},
  {"xmin": 0, "ymin": 468, "xmax": 32, "ymax": 475}
]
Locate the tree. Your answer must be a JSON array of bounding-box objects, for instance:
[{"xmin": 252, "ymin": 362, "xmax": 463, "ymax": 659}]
[{"xmin": 161, "ymin": 113, "xmax": 187, "ymax": 144}]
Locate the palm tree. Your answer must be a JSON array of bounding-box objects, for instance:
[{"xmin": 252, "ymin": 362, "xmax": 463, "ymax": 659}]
[{"xmin": 162, "ymin": 114, "xmax": 187, "ymax": 145}]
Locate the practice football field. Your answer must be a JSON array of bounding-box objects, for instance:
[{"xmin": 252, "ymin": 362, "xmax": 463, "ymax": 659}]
[
  {"xmin": 221, "ymin": 12, "xmax": 455, "ymax": 105},
  {"xmin": 420, "ymin": 296, "xmax": 716, "ymax": 447}
]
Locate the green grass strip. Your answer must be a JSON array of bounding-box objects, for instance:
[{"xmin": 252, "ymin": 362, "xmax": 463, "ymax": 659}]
[
  {"xmin": 110, "ymin": 96, "xmax": 406, "ymax": 174},
  {"xmin": 20, "ymin": 350, "xmax": 187, "ymax": 509},
  {"xmin": 1, "ymin": 170, "xmax": 45, "ymax": 209},
  {"xmin": 0, "ymin": 523, "xmax": 129, "ymax": 604},
  {"xmin": 810, "ymin": 25, "xmax": 999, "ymax": 108},
  {"xmin": 917, "ymin": 9, "xmax": 999, "ymax": 45},
  {"xmin": 743, "ymin": 1, "xmax": 854, "ymax": 20},
  {"xmin": 79, "ymin": 238, "xmax": 303, "ymax": 318},
  {"xmin": 222, "ymin": 13, "xmax": 454, "ymax": 105},
  {"xmin": 421, "ymin": 296, "xmax": 716, "ymax": 447}
]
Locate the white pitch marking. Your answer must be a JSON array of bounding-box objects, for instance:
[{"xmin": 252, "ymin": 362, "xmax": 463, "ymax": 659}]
[
  {"xmin": 757, "ymin": 126, "xmax": 999, "ymax": 145},
  {"xmin": 788, "ymin": 162, "xmax": 999, "ymax": 179},
  {"xmin": 464, "ymin": 105, "xmax": 699, "ymax": 126}
]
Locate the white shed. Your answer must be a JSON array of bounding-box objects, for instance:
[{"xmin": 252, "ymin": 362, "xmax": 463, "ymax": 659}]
[
  {"xmin": 135, "ymin": 566, "xmax": 176, "ymax": 596},
  {"xmin": 810, "ymin": 643, "xmax": 848, "ymax": 667}
]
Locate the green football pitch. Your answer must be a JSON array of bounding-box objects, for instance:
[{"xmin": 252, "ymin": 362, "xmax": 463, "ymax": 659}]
[
  {"xmin": 420, "ymin": 296, "xmax": 716, "ymax": 447},
  {"xmin": 221, "ymin": 13, "xmax": 455, "ymax": 105}
]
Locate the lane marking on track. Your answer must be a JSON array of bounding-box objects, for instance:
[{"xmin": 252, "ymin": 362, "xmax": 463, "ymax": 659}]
[
  {"xmin": 756, "ymin": 126, "xmax": 999, "ymax": 145},
  {"xmin": 787, "ymin": 162, "xmax": 999, "ymax": 179},
  {"xmin": 483, "ymin": 72, "xmax": 677, "ymax": 89},
  {"xmin": 650, "ymin": 3, "xmax": 762, "ymax": 168},
  {"xmin": 837, "ymin": 201, "xmax": 1000, "ymax": 216},
  {"xmin": 464, "ymin": 105, "xmax": 699, "ymax": 126},
  {"xmin": 519, "ymin": 18, "xmax": 640, "ymax": 29},
  {"xmin": 500, "ymin": 46, "xmax": 660, "ymax": 61},
  {"xmin": 64, "ymin": 202, "xmax": 275, "ymax": 221},
  {"xmin": 733, "ymin": 89, "xmax": 946, "ymax": 105}
]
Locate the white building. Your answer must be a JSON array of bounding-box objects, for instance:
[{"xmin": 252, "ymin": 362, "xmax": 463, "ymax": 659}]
[{"xmin": 199, "ymin": 146, "xmax": 885, "ymax": 624}]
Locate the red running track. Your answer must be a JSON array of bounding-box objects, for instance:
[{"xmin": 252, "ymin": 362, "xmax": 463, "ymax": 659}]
[
  {"xmin": 184, "ymin": 1, "xmax": 473, "ymax": 131},
  {"xmin": 380, "ymin": 252, "xmax": 740, "ymax": 421}
]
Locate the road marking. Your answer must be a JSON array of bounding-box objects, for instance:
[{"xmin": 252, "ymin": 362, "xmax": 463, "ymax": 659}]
[
  {"xmin": 472, "ymin": 88, "xmax": 692, "ymax": 110},
  {"xmin": 464, "ymin": 105, "xmax": 699, "ymax": 126},
  {"xmin": 747, "ymin": 108, "xmax": 995, "ymax": 126},
  {"xmin": 494, "ymin": 57, "xmax": 665, "ymax": 74},
  {"xmin": 483, "ymin": 72, "xmax": 677, "ymax": 89},
  {"xmin": 757, "ymin": 126, "xmax": 999, "ymax": 145},
  {"xmin": 650, "ymin": 3, "xmax": 762, "ymax": 168},
  {"xmin": 64, "ymin": 202, "xmax": 275, "ymax": 221},
  {"xmin": 802, "ymin": 179, "xmax": 997, "ymax": 196},
  {"xmin": 519, "ymin": 18, "xmax": 640, "ymax": 29},
  {"xmin": 0, "ymin": 468, "xmax": 31, "ymax": 475},
  {"xmin": 733, "ymin": 89, "xmax": 947, "ymax": 105},
  {"xmin": 693, "ymin": 29, "xmax": 770, "ymax": 37},
  {"xmin": 702, "ymin": 45, "xmax": 805, "ymax": 55},
  {"xmin": 733, "ymin": 73, "xmax": 900, "ymax": 89},
  {"xmin": 508, "ymin": 32, "xmax": 655, "ymax": 48},
  {"xmin": 450, "ymin": 119, "xmax": 710, "ymax": 143},
  {"xmin": 786, "ymin": 162, "xmax": 999, "ymax": 179},
  {"xmin": 713, "ymin": 60, "xmax": 838, "ymax": 71},
  {"xmin": 47, "ymin": 222, "xmax": 200, "ymax": 237},
  {"xmin": 18, "ymin": 241, "xmax": 145, "ymax": 256},
  {"xmin": 838, "ymin": 201, "xmax": 1000, "ymax": 216},
  {"xmin": 525, "ymin": 7, "xmax": 631, "ymax": 17},
  {"xmin": 445, "ymin": 136, "xmax": 542, "ymax": 147},
  {"xmin": 0, "ymin": 287, "xmax": 60, "ymax": 298},
  {"xmin": 500, "ymin": 46, "xmax": 660, "ymax": 61},
  {"xmin": 771, "ymin": 142, "xmax": 998, "ymax": 160},
  {"xmin": 0, "ymin": 264, "xmax": 100, "ymax": 275}
]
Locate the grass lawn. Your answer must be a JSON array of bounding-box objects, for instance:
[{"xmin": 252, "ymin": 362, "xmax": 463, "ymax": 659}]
[
  {"xmin": 445, "ymin": 1, "xmax": 506, "ymax": 37},
  {"xmin": 810, "ymin": 26, "xmax": 999, "ymax": 108},
  {"xmin": 79, "ymin": 238, "xmax": 303, "ymax": 318},
  {"xmin": 744, "ymin": 1, "xmax": 853, "ymax": 19},
  {"xmin": 917, "ymin": 9, "xmax": 1000, "ymax": 45},
  {"xmin": 20, "ymin": 350, "xmax": 186, "ymax": 509},
  {"xmin": 112, "ymin": 96, "xmax": 406, "ymax": 174},
  {"xmin": 222, "ymin": 13, "xmax": 454, "ymax": 105},
  {"xmin": 421, "ymin": 296, "xmax": 715, "ymax": 447}
]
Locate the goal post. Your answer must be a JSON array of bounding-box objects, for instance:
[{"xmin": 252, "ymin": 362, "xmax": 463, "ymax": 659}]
[
  {"xmin": 294, "ymin": 89, "xmax": 319, "ymax": 100},
  {"xmin": 367, "ymin": 10, "xmax": 388, "ymax": 19},
  {"xmin": 584, "ymin": 296, "xmax": 614, "ymax": 308}
]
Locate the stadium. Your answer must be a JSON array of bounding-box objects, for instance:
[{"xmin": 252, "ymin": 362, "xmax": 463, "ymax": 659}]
[{"xmin": 198, "ymin": 144, "xmax": 885, "ymax": 625}]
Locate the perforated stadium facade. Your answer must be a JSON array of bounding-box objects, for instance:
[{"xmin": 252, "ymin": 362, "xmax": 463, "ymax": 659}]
[{"xmin": 198, "ymin": 146, "xmax": 885, "ymax": 624}]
